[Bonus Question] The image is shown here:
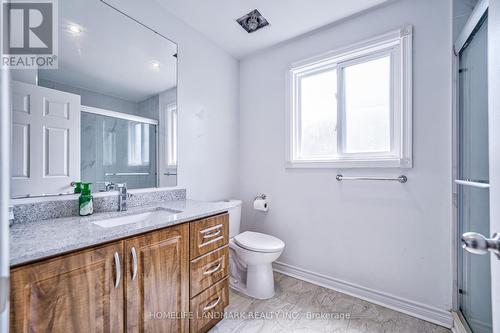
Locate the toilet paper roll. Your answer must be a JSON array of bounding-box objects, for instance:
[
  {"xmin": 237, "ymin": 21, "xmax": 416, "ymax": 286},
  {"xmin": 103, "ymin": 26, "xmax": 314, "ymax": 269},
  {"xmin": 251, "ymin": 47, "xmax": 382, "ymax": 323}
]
[{"xmin": 253, "ymin": 198, "xmax": 269, "ymax": 212}]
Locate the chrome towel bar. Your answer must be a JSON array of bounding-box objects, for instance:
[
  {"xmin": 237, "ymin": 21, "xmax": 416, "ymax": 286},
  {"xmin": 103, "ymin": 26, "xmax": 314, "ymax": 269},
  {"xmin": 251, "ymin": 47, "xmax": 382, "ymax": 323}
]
[
  {"xmin": 105, "ymin": 172, "xmax": 150, "ymax": 176},
  {"xmin": 336, "ymin": 174, "xmax": 408, "ymax": 183},
  {"xmin": 454, "ymin": 179, "xmax": 490, "ymax": 189}
]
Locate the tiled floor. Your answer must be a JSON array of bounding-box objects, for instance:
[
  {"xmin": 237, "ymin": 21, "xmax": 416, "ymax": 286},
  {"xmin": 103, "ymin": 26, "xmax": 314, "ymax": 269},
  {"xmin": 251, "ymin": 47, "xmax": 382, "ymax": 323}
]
[{"xmin": 211, "ymin": 273, "xmax": 451, "ymax": 333}]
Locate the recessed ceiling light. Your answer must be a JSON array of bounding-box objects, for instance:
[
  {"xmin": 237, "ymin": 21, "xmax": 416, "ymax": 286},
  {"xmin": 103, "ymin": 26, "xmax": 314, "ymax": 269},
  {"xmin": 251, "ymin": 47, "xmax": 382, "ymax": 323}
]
[
  {"xmin": 151, "ymin": 61, "xmax": 161, "ymax": 69},
  {"xmin": 69, "ymin": 25, "xmax": 82, "ymax": 34}
]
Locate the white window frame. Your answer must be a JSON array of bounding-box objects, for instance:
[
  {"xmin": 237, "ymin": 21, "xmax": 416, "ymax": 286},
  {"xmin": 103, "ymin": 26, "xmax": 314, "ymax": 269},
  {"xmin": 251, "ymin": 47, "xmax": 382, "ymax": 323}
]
[
  {"xmin": 286, "ymin": 26, "xmax": 413, "ymax": 169},
  {"xmin": 165, "ymin": 103, "xmax": 178, "ymax": 167}
]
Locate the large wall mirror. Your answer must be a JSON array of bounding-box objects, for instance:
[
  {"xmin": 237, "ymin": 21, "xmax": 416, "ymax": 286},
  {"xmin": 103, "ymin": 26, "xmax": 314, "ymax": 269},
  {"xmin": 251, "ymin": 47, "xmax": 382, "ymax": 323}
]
[{"xmin": 11, "ymin": 0, "xmax": 178, "ymax": 198}]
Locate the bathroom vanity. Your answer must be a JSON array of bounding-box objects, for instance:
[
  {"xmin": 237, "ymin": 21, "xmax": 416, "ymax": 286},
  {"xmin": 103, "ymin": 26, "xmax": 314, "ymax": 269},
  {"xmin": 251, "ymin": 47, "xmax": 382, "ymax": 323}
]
[
  {"xmin": 7, "ymin": 1, "xmax": 232, "ymax": 331},
  {"xmin": 9, "ymin": 198, "xmax": 233, "ymax": 333}
]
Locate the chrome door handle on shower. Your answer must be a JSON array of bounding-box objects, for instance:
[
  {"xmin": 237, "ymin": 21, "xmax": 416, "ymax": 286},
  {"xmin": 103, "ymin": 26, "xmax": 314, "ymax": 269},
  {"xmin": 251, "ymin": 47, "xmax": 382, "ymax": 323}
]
[{"xmin": 462, "ymin": 232, "xmax": 500, "ymax": 259}]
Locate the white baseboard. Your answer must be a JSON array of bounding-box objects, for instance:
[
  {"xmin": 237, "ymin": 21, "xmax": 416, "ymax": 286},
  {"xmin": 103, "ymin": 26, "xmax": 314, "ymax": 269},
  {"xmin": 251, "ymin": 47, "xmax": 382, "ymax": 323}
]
[
  {"xmin": 273, "ymin": 261, "xmax": 453, "ymax": 328},
  {"xmin": 451, "ymin": 312, "xmax": 468, "ymax": 333}
]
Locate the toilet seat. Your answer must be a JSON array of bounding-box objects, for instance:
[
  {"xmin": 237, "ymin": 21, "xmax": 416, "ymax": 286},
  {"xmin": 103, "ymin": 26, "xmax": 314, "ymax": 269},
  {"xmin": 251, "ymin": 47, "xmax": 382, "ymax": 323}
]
[{"xmin": 234, "ymin": 231, "xmax": 285, "ymax": 253}]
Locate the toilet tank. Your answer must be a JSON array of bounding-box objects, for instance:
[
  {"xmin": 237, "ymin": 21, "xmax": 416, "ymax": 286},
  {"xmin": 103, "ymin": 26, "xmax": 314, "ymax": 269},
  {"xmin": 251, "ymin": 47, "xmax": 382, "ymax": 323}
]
[{"xmin": 226, "ymin": 200, "xmax": 242, "ymax": 238}]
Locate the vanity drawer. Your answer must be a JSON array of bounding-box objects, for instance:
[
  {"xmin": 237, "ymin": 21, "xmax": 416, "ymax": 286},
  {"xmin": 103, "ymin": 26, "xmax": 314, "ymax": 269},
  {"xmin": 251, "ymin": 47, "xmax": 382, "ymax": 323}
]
[
  {"xmin": 189, "ymin": 278, "xmax": 228, "ymax": 333},
  {"xmin": 190, "ymin": 214, "xmax": 229, "ymax": 259},
  {"xmin": 190, "ymin": 246, "xmax": 228, "ymax": 297}
]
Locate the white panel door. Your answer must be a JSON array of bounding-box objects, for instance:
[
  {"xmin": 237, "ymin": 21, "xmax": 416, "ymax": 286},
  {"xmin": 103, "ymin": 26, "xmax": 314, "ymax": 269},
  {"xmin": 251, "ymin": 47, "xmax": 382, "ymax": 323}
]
[{"xmin": 11, "ymin": 81, "xmax": 81, "ymax": 197}]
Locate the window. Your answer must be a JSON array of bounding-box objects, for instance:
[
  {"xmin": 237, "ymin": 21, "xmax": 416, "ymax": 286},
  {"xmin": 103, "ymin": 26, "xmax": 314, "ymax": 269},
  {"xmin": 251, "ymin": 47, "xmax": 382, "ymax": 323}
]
[
  {"xmin": 287, "ymin": 27, "xmax": 412, "ymax": 168},
  {"xmin": 128, "ymin": 122, "xmax": 150, "ymax": 166},
  {"xmin": 165, "ymin": 104, "xmax": 178, "ymax": 167}
]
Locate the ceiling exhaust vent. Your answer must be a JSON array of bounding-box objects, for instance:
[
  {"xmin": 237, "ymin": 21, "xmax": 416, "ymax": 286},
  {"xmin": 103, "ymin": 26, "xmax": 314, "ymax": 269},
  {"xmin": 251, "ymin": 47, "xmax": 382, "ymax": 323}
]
[{"xmin": 236, "ymin": 9, "xmax": 269, "ymax": 33}]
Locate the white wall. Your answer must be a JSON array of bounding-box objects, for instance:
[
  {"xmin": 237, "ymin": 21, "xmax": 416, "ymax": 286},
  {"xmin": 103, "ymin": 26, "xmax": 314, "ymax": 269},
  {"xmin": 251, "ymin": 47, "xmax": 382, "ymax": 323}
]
[
  {"xmin": 106, "ymin": 0, "xmax": 240, "ymax": 201},
  {"xmin": 239, "ymin": 0, "xmax": 453, "ymax": 313}
]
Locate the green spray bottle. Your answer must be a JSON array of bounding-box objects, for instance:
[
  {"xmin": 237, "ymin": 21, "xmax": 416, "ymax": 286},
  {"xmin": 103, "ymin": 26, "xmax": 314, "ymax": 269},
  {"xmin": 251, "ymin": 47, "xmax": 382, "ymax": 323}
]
[{"xmin": 79, "ymin": 183, "xmax": 94, "ymax": 216}]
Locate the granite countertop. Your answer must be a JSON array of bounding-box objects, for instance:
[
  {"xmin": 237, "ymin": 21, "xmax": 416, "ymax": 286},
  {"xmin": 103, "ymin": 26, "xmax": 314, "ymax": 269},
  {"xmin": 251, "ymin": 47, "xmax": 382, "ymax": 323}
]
[{"xmin": 10, "ymin": 199, "xmax": 237, "ymax": 267}]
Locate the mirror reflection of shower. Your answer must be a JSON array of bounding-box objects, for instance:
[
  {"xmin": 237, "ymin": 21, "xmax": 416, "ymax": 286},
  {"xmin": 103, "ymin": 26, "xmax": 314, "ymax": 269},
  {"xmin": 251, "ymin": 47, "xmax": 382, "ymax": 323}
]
[{"xmin": 10, "ymin": 0, "xmax": 178, "ymax": 197}]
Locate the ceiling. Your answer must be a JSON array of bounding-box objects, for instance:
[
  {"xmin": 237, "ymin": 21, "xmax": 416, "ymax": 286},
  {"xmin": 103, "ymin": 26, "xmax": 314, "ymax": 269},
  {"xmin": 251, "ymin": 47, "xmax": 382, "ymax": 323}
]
[
  {"xmin": 154, "ymin": 0, "xmax": 391, "ymax": 58},
  {"xmin": 39, "ymin": 0, "xmax": 177, "ymax": 103}
]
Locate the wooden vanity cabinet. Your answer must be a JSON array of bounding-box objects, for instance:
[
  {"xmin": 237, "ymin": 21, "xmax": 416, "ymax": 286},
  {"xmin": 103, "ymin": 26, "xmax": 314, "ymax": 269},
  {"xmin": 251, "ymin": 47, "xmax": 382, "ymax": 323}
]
[
  {"xmin": 189, "ymin": 214, "xmax": 229, "ymax": 333},
  {"xmin": 10, "ymin": 241, "xmax": 125, "ymax": 333},
  {"xmin": 124, "ymin": 224, "xmax": 190, "ymax": 333},
  {"xmin": 10, "ymin": 213, "xmax": 230, "ymax": 333}
]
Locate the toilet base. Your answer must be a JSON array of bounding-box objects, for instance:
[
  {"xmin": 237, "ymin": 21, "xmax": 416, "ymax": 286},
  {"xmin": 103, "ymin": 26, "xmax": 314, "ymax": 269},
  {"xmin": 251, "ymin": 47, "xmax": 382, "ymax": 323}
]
[
  {"xmin": 229, "ymin": 237, "xmax": 283, "ymax": 300},
  {"xmin": 229, "ymin": 262, "xmax": 276, "ymax": 299}
]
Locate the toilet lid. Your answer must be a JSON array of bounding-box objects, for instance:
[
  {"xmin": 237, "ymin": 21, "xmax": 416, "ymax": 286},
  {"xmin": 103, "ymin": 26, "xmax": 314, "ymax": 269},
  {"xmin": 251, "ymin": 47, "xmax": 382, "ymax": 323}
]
[{"xmin": 234, "ymin": 231, "xmax": 285, "ymax": 253}]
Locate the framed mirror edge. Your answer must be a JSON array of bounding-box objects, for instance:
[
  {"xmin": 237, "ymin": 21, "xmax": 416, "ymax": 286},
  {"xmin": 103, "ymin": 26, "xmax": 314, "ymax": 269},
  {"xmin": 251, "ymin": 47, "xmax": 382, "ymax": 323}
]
[
  {"xmin": 10, "ymin": 186, "xmax": 184, "ymax": 204},
  {"xmin": 9, "ymin": 0, "xmax": 179, "ymax": 199}
]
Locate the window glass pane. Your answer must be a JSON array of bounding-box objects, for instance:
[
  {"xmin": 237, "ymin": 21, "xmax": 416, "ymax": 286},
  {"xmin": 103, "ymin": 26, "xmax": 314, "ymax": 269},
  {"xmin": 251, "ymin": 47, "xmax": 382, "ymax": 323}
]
[
  {"xmin": 166, "ymin": 106, "xmax": 178, "ymax": 166},
  {"xmin": 344, "ymin": 55, "xmax": 391, "ymax": 153},
  {"xmin": 128, "ymin": 123, "xmax": 150, "ymax": 166},
  {"xmin": 298, "ymin": 69, "xmax": 337, "ymax": 159},
  {"xmin": 141, "ymin": 124, "xmax": 150, "ymax": 164}
]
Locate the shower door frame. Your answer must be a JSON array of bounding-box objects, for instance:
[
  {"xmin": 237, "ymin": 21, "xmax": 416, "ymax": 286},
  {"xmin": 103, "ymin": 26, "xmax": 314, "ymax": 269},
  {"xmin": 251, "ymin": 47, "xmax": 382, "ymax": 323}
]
[
  {"xmin": 81, "ymin": 105, "xmax": 160, "ymax": 189},
  {"xmin": 452, "ymin": 0, "xmax": 490, "ymax": 331}
]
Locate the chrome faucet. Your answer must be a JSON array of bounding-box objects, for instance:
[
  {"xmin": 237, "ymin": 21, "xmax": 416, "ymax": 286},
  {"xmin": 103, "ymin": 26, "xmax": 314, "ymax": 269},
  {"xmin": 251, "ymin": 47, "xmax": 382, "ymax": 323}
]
[
  {"xmin": 116, "ymin": 183, "xmax": 128, "ymax": 211},
  {"xmin": 104, "ymin": 181, "xmax": 116, "ymax": 192}
]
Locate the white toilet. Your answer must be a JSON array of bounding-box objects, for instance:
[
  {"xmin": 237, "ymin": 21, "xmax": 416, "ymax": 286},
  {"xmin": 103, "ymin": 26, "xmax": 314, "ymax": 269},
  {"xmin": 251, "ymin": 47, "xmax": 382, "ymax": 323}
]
[{"xmin": 226, "ymin": 200, "xmax": 285, "ymax": 299}]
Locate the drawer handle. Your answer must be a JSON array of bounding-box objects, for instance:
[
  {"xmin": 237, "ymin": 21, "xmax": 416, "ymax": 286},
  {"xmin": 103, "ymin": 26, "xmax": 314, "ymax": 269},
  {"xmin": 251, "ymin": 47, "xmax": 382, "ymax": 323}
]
[
  {"xmin": 203, "ymin": 261, "xmax": 222, "ymax": 275},
  {"xmin": 131, "ymin": 247, "xmax": 138, "ymax": 281},
  {"xmin": 202, "ymin": 229, "xmax": 221, "ymax": 239},
  {"xmin": 203, "ymin": 296, "xmax": 221, "ymax": 311},
  {"xmin": 200, "ymin": 224, "xmax": 223, "ymax": 238},
  {"xmin": 114, "ymin": 252, "xmax": 121, "ymax": 288}
]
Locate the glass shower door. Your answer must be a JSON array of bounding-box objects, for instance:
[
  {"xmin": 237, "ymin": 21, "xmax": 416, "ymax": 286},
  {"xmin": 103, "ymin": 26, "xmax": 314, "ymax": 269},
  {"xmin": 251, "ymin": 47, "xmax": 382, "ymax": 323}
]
[
  {"xmin": 81, "ymin": 112, "xmax": 158, "ymax": 191},
  {"xmin": 457, "ymin": 15, "xmax": 493, "ymax": 333}
]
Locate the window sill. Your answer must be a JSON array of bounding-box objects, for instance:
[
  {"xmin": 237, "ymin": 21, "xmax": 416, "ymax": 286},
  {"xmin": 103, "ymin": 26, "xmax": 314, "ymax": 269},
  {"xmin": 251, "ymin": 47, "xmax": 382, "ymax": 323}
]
[{"xmin": 285, "ymin": 157, "xmax": 412, "ymax": 169}]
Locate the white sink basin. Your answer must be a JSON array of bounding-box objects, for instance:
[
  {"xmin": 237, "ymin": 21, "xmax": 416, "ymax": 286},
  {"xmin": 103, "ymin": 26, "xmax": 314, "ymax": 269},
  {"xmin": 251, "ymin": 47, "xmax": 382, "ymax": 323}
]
[{"xmin": 92, "ymin": 207, "xmax": 180, "ymax": 228}]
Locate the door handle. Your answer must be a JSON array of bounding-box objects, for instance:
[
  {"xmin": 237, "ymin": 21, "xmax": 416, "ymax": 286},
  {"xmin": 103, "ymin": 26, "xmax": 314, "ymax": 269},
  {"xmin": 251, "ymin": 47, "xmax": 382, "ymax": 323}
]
[
  {"xmin": 131, "ymin": 247, "xmax": 138, "ymax": 281},
  {"xmin": 114, "ymin": 252, "xmax": 121, "ymax": 288},
  {"xmin": 461, "ymin": 232, "xmax": 500, "ymax": 259}
]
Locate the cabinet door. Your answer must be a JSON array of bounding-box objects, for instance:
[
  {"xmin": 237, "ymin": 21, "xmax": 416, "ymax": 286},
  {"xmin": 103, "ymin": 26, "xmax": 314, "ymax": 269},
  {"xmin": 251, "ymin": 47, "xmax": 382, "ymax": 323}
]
[
  {"xmin": 10, "ymin": 242, "xmax": 124, "ymax": 333},
  {"xmin": 125, "ymin": 223, "xmax": 189, "ymax": 333}
]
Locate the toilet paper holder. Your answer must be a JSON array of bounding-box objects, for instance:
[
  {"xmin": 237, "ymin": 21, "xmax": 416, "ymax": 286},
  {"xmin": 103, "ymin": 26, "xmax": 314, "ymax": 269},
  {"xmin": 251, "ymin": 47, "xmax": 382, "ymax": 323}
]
[{"xmin": 254, "ymin": 194, "xmax": 267, "ymax": 201}]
